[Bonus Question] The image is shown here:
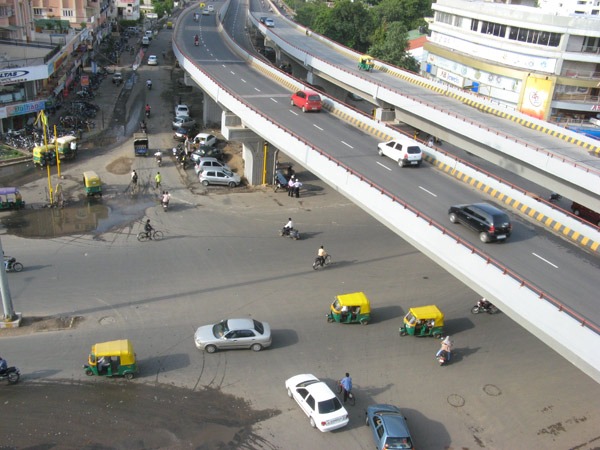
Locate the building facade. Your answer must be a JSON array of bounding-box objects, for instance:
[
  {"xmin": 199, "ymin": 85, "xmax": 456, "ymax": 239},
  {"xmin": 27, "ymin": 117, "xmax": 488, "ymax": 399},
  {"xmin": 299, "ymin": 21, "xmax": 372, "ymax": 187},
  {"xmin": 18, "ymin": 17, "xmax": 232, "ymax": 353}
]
[{"xmin": 424, "ymin": 0, "xmax": 600, "ymax": 123}]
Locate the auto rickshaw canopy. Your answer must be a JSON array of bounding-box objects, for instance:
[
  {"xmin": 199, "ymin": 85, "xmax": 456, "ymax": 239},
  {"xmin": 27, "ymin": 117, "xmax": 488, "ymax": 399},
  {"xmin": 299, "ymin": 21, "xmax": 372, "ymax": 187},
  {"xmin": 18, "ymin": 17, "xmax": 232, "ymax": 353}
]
[
  {"xmin": 91, "ymin": 339, "xmax": 136, "ymax": 366},
  {"xmin": 332, "ymin": 291, "xmax": 371, "ymax": 315},
  {"xmin": 405, "ymin": 305, "xmax": 444, "ymax": 327},
  {"xmin": 359, "ymin": 55, "xmax": 374, "ymax": 64},
  {"xmin": 83, "ymin": 171, "xmax": 101, "ymax": 188}
]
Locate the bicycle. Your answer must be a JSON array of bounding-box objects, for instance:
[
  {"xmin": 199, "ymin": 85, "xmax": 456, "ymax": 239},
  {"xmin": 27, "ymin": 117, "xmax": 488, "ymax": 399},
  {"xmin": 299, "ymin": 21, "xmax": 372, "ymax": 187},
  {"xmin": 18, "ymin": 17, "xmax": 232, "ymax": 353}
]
[
  {"xmin": 312, "ymin": 254, "xmax": 332, "ymax": 270},
  {"xmin": 137, "ymin": 230, "xmax": 164, "ymax": 241},
  {"xmin": 337, "ymin": 380, "xmax": 355, "ymax": 406}
]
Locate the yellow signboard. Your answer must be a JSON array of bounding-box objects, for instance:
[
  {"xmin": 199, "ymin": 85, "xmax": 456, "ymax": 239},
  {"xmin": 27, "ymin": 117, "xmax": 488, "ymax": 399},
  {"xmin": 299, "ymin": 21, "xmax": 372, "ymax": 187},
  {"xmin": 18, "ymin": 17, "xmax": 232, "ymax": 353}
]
[{"xmin": 519, "ymin": 76, "xmax": 553, "ymax": 120}]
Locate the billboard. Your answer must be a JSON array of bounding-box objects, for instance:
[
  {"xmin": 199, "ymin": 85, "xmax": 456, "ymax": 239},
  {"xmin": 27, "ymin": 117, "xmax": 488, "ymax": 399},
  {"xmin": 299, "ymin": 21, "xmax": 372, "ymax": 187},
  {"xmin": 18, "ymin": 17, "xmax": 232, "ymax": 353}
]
[{"xmin": 519, "ymin": 77, "xmax": 553, "ymax": 120}]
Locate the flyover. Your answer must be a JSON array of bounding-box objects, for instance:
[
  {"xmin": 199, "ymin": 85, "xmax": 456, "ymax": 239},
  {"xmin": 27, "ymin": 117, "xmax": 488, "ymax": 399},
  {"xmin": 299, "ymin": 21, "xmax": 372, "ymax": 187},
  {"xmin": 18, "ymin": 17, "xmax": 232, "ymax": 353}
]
[
  {"xmin": 250, "ymin": 11, "xmax": 600, "ymax": 212},
  {"xmin": 172, "ymin": 2, "xmax": 600, "ymax": 381}
]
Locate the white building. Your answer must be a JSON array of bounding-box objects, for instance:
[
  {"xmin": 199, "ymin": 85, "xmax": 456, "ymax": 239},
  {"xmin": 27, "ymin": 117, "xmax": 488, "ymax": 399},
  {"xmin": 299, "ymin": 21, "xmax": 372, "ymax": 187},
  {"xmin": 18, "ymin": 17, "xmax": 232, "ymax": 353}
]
[{"xmin": 424, "ymin": 0, "xmax": 600, "ymax": 123}]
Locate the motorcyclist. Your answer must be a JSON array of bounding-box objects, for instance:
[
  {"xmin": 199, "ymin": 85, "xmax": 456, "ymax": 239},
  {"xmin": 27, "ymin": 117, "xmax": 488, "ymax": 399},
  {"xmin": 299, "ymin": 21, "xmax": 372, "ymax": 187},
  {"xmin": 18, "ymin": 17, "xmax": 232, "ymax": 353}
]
[
  {"xmin": 194, "ymin": 34, "xmax": 199, "ymax": 45},
  {"xmin": 479, "ymin": 298, "xmax": 493, "ymax": 310},
  {"xmin": 0, "ymin": 356, "xmax": 7, "ymax": 374},
  {"xmin": 154, "ymin": 151, "xmax": 162, "ymax": 164},
  {"xmin": 144, "ymin": 219, "xmax": 154, "ymax": 239},
  {"xmin": 317, "ymin": 245, "xmax": 328, "ymax": 266},
  {"xmin": 145, "ymin": 104, "xmax": 151, "ymax": 116},
  {"xmin": 436, "ymin": 336, "xmax": 453, "ymax": 362},
  {"xmin": 283, "ymin": 218, "xmax": 294, "ymax": 236},
  {"xmin": 162, "ymin": 191, "xmax": 171, "ymax": 207},
  {"xmin": 146, "ymin": 79, "xmax": 152, "ymax": 89}
]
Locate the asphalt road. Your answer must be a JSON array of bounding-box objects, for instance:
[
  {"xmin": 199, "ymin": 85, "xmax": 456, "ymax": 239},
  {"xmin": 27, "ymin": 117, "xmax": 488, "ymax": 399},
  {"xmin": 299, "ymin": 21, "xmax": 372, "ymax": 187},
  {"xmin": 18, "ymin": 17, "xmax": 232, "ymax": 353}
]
[
  {"xmin": 176, "ymin": 6, "xmax": 600, "ymax": 328},
  {"xmin": 0, "ymin": 12, "xmax": 599, "ymax": 450}
]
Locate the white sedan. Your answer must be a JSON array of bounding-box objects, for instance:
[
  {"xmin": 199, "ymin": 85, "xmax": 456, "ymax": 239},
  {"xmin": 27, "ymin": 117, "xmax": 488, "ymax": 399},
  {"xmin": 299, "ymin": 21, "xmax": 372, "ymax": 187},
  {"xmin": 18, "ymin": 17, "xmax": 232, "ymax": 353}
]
[
  {"xmin": 285, "ymin": 374, "xmax": 349, "ymax": 432},
  {"xmin": 192, "ymin": 132, "xmax": 217, "ymax": 147},
  {"xmin": 147, "ymin": 55, "xmax": 158, "ymax": 66}
]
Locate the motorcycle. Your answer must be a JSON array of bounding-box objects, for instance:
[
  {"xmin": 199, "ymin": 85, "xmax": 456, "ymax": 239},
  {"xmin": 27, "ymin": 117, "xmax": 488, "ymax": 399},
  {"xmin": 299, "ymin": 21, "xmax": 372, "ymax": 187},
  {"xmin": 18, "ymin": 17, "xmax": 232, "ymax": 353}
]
[
  {"xmin": 162, "ymin": 201, "xmax": 169, "ymax": 212},
  {"xmin": 195, "ymin": 39, "xmax": 199, "ymax": 47},
  {"xmin": 4, "ymin": 256, "xmax": 23, "ymax": 273},
  {"xmin": 279, "ymin": 227, "xmax": 300, "ymax": 240},
  {"xmin": 471, "ymin": 299, "xmax": 498, "ymax": 314},
  {"xmin": 437, "ymin": 350, "xmax": 449, "ymax": 366},
  {"xmin": 549, "ymin": 193, "xmax": 562, "ymax": 203},
  {"xmin": 155, "ymin": 153, "xmax": 162, "ymax": 167},
  {"xmin": 312, "ymin": 254, "xmax": 332, "ymax": 270},
  {"xmin": 146, "ymin": 81, "xmax": 152, "ymax": 90},
  {"xmin": 145, "ymin": 109, "xmax": 151, "ymax": 119},
  {"xmin": 0, "ymin": 366, "xmax": 20, "ymax": 384}
]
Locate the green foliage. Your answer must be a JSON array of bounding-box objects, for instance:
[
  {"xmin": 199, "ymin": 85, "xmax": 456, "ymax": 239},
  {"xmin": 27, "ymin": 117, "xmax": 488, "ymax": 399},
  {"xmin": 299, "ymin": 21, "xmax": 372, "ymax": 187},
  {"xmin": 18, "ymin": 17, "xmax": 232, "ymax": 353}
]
[
  {"xmin": 368, "ymin": 22, "xmax": 419, "ymax": 72},
  {"xmin": 371, "ymin": 0, "xmax": 432, "ymax": 30},
  {"xmin": 295, "ymin": 2, "xmax": 329, "ymax": 29},
  {"xmin": 312, "ymin": 0, "xmax": 374, "ymax": 53}
]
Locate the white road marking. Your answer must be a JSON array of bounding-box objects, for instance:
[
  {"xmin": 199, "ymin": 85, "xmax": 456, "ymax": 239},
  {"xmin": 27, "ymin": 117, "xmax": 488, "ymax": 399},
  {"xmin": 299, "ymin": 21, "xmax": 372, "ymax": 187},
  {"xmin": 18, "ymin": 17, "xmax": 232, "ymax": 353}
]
[
  {"xmin": 289, "ymin": 110, "xmax": 299, "ymax": 116},
  {"xmin": 313, "ymin": 124, "xmax": 324, "ymax": 131},
  {"xmin": 341, "ymin": 141, "xmax": 353, "ymax": 148},
  {"xmin": 270, "ymin": 98, "xmax": 278, "ymax": 103},
  {"xmin": 241, "ymin": 78, "xmax": 246, "ymax": 83},
  {"xmin": 254, "ymin": 87, "xmax": 261, "ymax": 92},
  {"xmin": 376, "ymin": 161, "xmax": 391, "ymax": 171},
  {"xmin": 532, "ymin": 253, "xmax": 558, "ymax": 269},
  {"xmin": 418, "ymin": 186, "xmax": 437, "ymax": 197}
]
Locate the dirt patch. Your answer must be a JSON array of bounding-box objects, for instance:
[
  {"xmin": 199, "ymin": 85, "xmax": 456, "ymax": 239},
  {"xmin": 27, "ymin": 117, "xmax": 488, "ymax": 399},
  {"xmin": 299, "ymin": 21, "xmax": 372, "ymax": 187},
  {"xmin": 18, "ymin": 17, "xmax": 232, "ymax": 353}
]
[
  {"xmin": 2, "ymin": 381, "xmax": 280, "ymax": 449},
  {"xmin": 0, "ymin": 315, "xmax": 83, "ymax": 336},
  {"xmin": 106, "ymin": 156, "xmax": 134, "ymax": 175}
]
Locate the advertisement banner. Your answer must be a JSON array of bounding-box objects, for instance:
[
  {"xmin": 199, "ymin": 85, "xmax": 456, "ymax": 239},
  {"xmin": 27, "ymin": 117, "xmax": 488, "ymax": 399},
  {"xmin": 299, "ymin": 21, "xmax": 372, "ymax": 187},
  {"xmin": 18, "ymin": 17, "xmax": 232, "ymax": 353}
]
[
  {"xmin": 519, "ymin": 77, "xmax": 553, "ymax": 120},
  {"xmin": 0, "ymin": 66, "xmax": 50, "ymax": 86}
]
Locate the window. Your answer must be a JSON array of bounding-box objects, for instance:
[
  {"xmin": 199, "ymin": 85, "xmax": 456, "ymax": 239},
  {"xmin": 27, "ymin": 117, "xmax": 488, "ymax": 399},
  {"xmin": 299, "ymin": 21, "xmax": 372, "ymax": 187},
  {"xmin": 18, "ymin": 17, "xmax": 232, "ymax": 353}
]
[
  {"xmin": 63, "ymin": 9, "xmax": 74, "ymax": 17},
  {"xmin": 509, "ymin": 26, "xmax": 561, "ymax": 47},
  {"xmin": 436, "ymin": 12, "xmax": 453, "ymax": 25},
  {"xmin": 306, "ymin": 396, "xmax": 315, "ymax": 410},
  {"xmin": 471, "ymin": 19, "xmax": 479, "ymax": 32},
  {"xmin": 453, "ymin": 16, "xmax": 462, "ymax": 27},
  {"xmin": 33, "ymin": 8, "xmax": 44, "ymax": 15}
]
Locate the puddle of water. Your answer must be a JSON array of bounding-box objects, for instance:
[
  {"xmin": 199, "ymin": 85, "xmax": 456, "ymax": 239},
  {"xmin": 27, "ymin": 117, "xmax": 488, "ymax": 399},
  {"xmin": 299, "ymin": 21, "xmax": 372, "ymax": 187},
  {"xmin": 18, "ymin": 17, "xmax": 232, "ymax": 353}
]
[{"xmin": 1, "ymin": 197, "xmax": 156, "ymax": 238}]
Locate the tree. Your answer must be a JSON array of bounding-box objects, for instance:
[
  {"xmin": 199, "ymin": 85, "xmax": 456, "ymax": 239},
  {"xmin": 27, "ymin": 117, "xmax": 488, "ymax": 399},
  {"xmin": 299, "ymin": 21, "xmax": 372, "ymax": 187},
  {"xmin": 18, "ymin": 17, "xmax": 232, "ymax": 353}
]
[
  {"xmin": 371, "ymin": 0, "xmax": 431, "ymax": 30},
  {"xmin": 295, "ymin": 2, "xmax": 329, "ymax": 29},
  {"xmin": 312, "ymin": 0, "xmax": 374, "ymax": 53},
  {"xmin": 368, "ymin": 22, "xmax": 419, "ymax": 72}
]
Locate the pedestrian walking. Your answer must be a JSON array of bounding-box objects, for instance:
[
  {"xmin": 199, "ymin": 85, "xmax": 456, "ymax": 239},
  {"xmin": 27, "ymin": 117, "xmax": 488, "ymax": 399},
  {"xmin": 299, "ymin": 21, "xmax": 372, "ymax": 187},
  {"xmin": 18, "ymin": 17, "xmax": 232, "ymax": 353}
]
[
  {"xmin": 427, "ymin": 135, "xmax": 435, "ymax": 147},
  {"xmin": 131, "ymin": 169, "xmax": 138, "ymax": 193},
  {"xmin": 287, "ymin": 176, "xmax": 295, "ymax": 197},
  {"xmin": 155, "ymin": 171, "xmax": 162, "ymax": 189},
  {"xmin": 293, "ymin": 178, "xmax": 302, "ymax": 198}
]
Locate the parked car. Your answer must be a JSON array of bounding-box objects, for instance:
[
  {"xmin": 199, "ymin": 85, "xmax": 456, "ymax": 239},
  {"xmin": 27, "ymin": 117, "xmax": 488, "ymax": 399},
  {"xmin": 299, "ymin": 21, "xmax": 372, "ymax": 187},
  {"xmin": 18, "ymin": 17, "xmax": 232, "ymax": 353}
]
[
  {"xmin": 366, "ymin": 404, "xmax": 414, "ymax": 450},
  {"xmin": 448, "ymin": 202, "xmax": 512, "ymax": 243},
  {"xmin": 141, "ymin": 36, "xmax": 150, "ymax": 47},
  {"xmin": 191, "ymin": 146, "xmax": 223, "ymax": 162},
  {"xmin": 265, "ymin": 18, "xmax": 275, "ymax": 27},
  {"xmin": 285, "ymin": 374, "xmax": 349, "ymax": 432},
  {"xmin": 194, "ymin": 157, "xmax": 230, "ymax": 174},
  {"xmin": 174, "ymin": 104, "xmax": 190, "ymax": 118},
  {"xmin": 173, "ymin": 127, "xmax": 190, "ymax": 141},
  {"xmin": 194, "ymin": 318, "xmax": 271, "ymax": 353},
  {"xmin": 291, "ymin": 90, "xmax": 322, "ymax": 112},
  {"xmin": 377, "ymin": 138, "xmax": 422, "ymax": 167},
  {"xmin": 199, "ymin": 168, "xmax": 241, "ymax": 187},
  {"xmin": 172, "ymin": 116, "xmax": 196, "ymax": 130},
  {"xmin": 207, "ymin": 4, "xmax": 214, "ymax": 11},
  {"xmin": 192, "ymin": 132, "xmax": 217, "ymax": 147},
  {"xmin": 147, "ymin": 55, "xmax": 158, "ymax": 66}
]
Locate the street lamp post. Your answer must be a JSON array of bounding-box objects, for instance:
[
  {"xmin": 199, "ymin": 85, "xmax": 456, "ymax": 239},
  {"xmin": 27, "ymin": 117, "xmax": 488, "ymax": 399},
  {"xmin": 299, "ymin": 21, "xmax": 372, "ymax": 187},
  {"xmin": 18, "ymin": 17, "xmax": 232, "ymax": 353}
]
[{"xmin": 0, "ymin": 238, "xmax": 17, "ymax": 322}]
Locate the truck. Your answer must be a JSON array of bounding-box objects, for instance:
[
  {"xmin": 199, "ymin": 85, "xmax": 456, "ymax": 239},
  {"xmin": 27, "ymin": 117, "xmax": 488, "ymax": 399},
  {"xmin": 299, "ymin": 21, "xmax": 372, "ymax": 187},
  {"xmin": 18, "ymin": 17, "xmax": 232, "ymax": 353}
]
[{"xmin": 133, "ymin": 133, "xmax": 149, "ymax": 157}]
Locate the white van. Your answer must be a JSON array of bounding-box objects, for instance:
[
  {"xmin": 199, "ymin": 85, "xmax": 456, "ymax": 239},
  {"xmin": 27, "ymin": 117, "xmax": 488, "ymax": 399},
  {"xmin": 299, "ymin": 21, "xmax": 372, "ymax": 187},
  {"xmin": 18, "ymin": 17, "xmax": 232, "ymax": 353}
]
[{"xmin": 141, "ymin": 36, "xmax": 150, "ymax": 47}]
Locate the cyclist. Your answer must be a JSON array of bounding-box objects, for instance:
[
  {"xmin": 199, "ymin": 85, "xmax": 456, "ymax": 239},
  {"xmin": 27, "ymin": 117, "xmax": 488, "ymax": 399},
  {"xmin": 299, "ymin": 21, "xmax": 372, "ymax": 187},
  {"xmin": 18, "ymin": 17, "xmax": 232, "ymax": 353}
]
[
  {"xmin": 340, "ymin": 373, "xmax": 352, "ymax": 403},
  {"xmin": 144, "ymin": 219, "xmax": 154, "ymax": 239},
  {"xmin": 317, "ymin": 245, "xmax": 328, "ymax": 266}
]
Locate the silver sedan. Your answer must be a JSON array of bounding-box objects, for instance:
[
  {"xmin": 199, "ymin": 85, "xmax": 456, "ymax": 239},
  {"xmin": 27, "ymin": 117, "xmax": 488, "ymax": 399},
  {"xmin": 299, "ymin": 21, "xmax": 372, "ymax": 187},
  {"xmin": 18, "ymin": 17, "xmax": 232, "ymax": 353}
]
[{"xmin": 194, "ymin": 318, "xmax": 272, "ymax": 353}]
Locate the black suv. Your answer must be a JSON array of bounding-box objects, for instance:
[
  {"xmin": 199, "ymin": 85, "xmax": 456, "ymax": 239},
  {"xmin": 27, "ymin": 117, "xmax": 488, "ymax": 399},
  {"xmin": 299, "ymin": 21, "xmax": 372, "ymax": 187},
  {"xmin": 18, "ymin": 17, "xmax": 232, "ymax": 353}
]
[{"xmin": 448, "ymin": 203, "xmax": 512, "ymax": 243}]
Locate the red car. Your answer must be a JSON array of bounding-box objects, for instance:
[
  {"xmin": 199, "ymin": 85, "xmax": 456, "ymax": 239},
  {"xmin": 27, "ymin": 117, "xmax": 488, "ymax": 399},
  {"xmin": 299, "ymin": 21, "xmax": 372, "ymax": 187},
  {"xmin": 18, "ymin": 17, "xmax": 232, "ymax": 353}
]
[{"xmin": 291, "ymin": 90, "xmax": 322, "ymax": 112}]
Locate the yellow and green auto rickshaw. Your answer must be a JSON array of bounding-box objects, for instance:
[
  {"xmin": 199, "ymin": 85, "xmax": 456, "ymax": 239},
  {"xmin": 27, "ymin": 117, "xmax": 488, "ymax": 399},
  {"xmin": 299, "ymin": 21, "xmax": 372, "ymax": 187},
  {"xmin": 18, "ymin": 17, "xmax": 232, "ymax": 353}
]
[
  {"xmin": 399, "ymin": 305, "xmax": 444, "ymax": 338},
  {"xmin": 54, "ymin": 135, "xmax": 78, "ymax": 160},
  {"xmin": 83, "ymin": 339, "xmax": 138, "ymax": 379},
  {"xmin": 83, "ymin": 171, "xmax": 102, "ymax": 197},
  {"xmin": 327, "ymin": 291, "xmax": 372, "ymax": 325},
  {"xmin": 358, "ymin": 55, "xmax": 374, "ymax": 72},
  {"xmin": 0, "ymin": 187, "xmax": 25, "ymax": 210},
  {"xmin": 32, "ymin": 145, "xmax": 56, "ymax": 168}
]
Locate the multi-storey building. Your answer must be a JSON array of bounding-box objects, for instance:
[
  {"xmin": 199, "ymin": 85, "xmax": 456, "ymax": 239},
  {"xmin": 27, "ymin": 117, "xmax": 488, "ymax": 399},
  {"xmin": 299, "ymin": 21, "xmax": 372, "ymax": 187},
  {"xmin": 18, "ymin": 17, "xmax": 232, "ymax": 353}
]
[
  {"xmin": 424, "ymin": 0, "xmax": 600, "ymax": 123},
  {"xmin": 0, "ymin": 0, "xmax": 136, "ymax": 133}
]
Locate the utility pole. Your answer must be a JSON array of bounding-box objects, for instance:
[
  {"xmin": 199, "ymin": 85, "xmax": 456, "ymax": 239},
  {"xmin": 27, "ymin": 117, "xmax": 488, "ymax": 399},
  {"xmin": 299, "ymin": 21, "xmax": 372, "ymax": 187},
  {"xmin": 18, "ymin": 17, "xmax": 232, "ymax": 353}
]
[{"xmin": 0, "ymin": 238, "xmax": 17, "ymax": 322}]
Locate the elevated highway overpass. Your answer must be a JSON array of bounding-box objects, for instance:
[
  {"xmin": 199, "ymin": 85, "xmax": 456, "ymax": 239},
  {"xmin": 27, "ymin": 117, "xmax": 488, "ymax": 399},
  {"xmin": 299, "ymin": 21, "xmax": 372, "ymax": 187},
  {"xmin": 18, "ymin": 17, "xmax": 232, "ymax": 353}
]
[
  {"xmin": 171, "ymin": 1, "xmax": 600, "ymax": 382},
  {"xmin": 250, "ymin": 11, "xmax": 600, "ymax": 213}
]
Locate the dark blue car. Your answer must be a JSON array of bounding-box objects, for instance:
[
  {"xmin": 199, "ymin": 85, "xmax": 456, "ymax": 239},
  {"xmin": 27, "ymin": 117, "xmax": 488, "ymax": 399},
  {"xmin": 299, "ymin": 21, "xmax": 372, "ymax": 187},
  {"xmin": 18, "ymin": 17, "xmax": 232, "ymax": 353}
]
[{"xmin": 365, "ymin": 404, "xmax": 414, "ymax": 449}]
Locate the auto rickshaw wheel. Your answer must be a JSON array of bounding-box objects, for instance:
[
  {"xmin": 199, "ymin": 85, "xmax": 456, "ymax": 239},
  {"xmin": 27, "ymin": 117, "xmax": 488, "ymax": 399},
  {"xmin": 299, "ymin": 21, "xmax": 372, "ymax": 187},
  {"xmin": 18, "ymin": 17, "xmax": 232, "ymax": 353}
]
[
  {"xmin": 85, "ymin": 368, "xmax": 93, "ymax": 376},
  {"xmin": 360, "ymin": 320, "xmax": 368, "ymax": 325},
  {"xmin": 400, "ymin": 330, "xmax": 407, "ymax": 336},
  {"xmin": 327, "ymin": 316, "xmax": 334, "ymax": 323},
  {"xmin": 125, "ymin": 372, "xmax": 134, "ymax": 380},
  {"xmin": 434, "ymin": 333, "xmax": 443, "ymax": 339}
]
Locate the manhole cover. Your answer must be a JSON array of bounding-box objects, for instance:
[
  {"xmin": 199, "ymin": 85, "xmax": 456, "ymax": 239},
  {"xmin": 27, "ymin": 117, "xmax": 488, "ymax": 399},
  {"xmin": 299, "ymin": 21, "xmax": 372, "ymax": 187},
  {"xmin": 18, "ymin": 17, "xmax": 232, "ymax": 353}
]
[
  {"xmin": 99, "ymin": 316, "xmax": 116, "ymax": 325},
  {"xmin": 447, "ymin": 394, "xmax": 465, "ymax": 407},
  {"xmin": 483, "ymin": 384, "xmax": 502, "ymax": 396}
]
